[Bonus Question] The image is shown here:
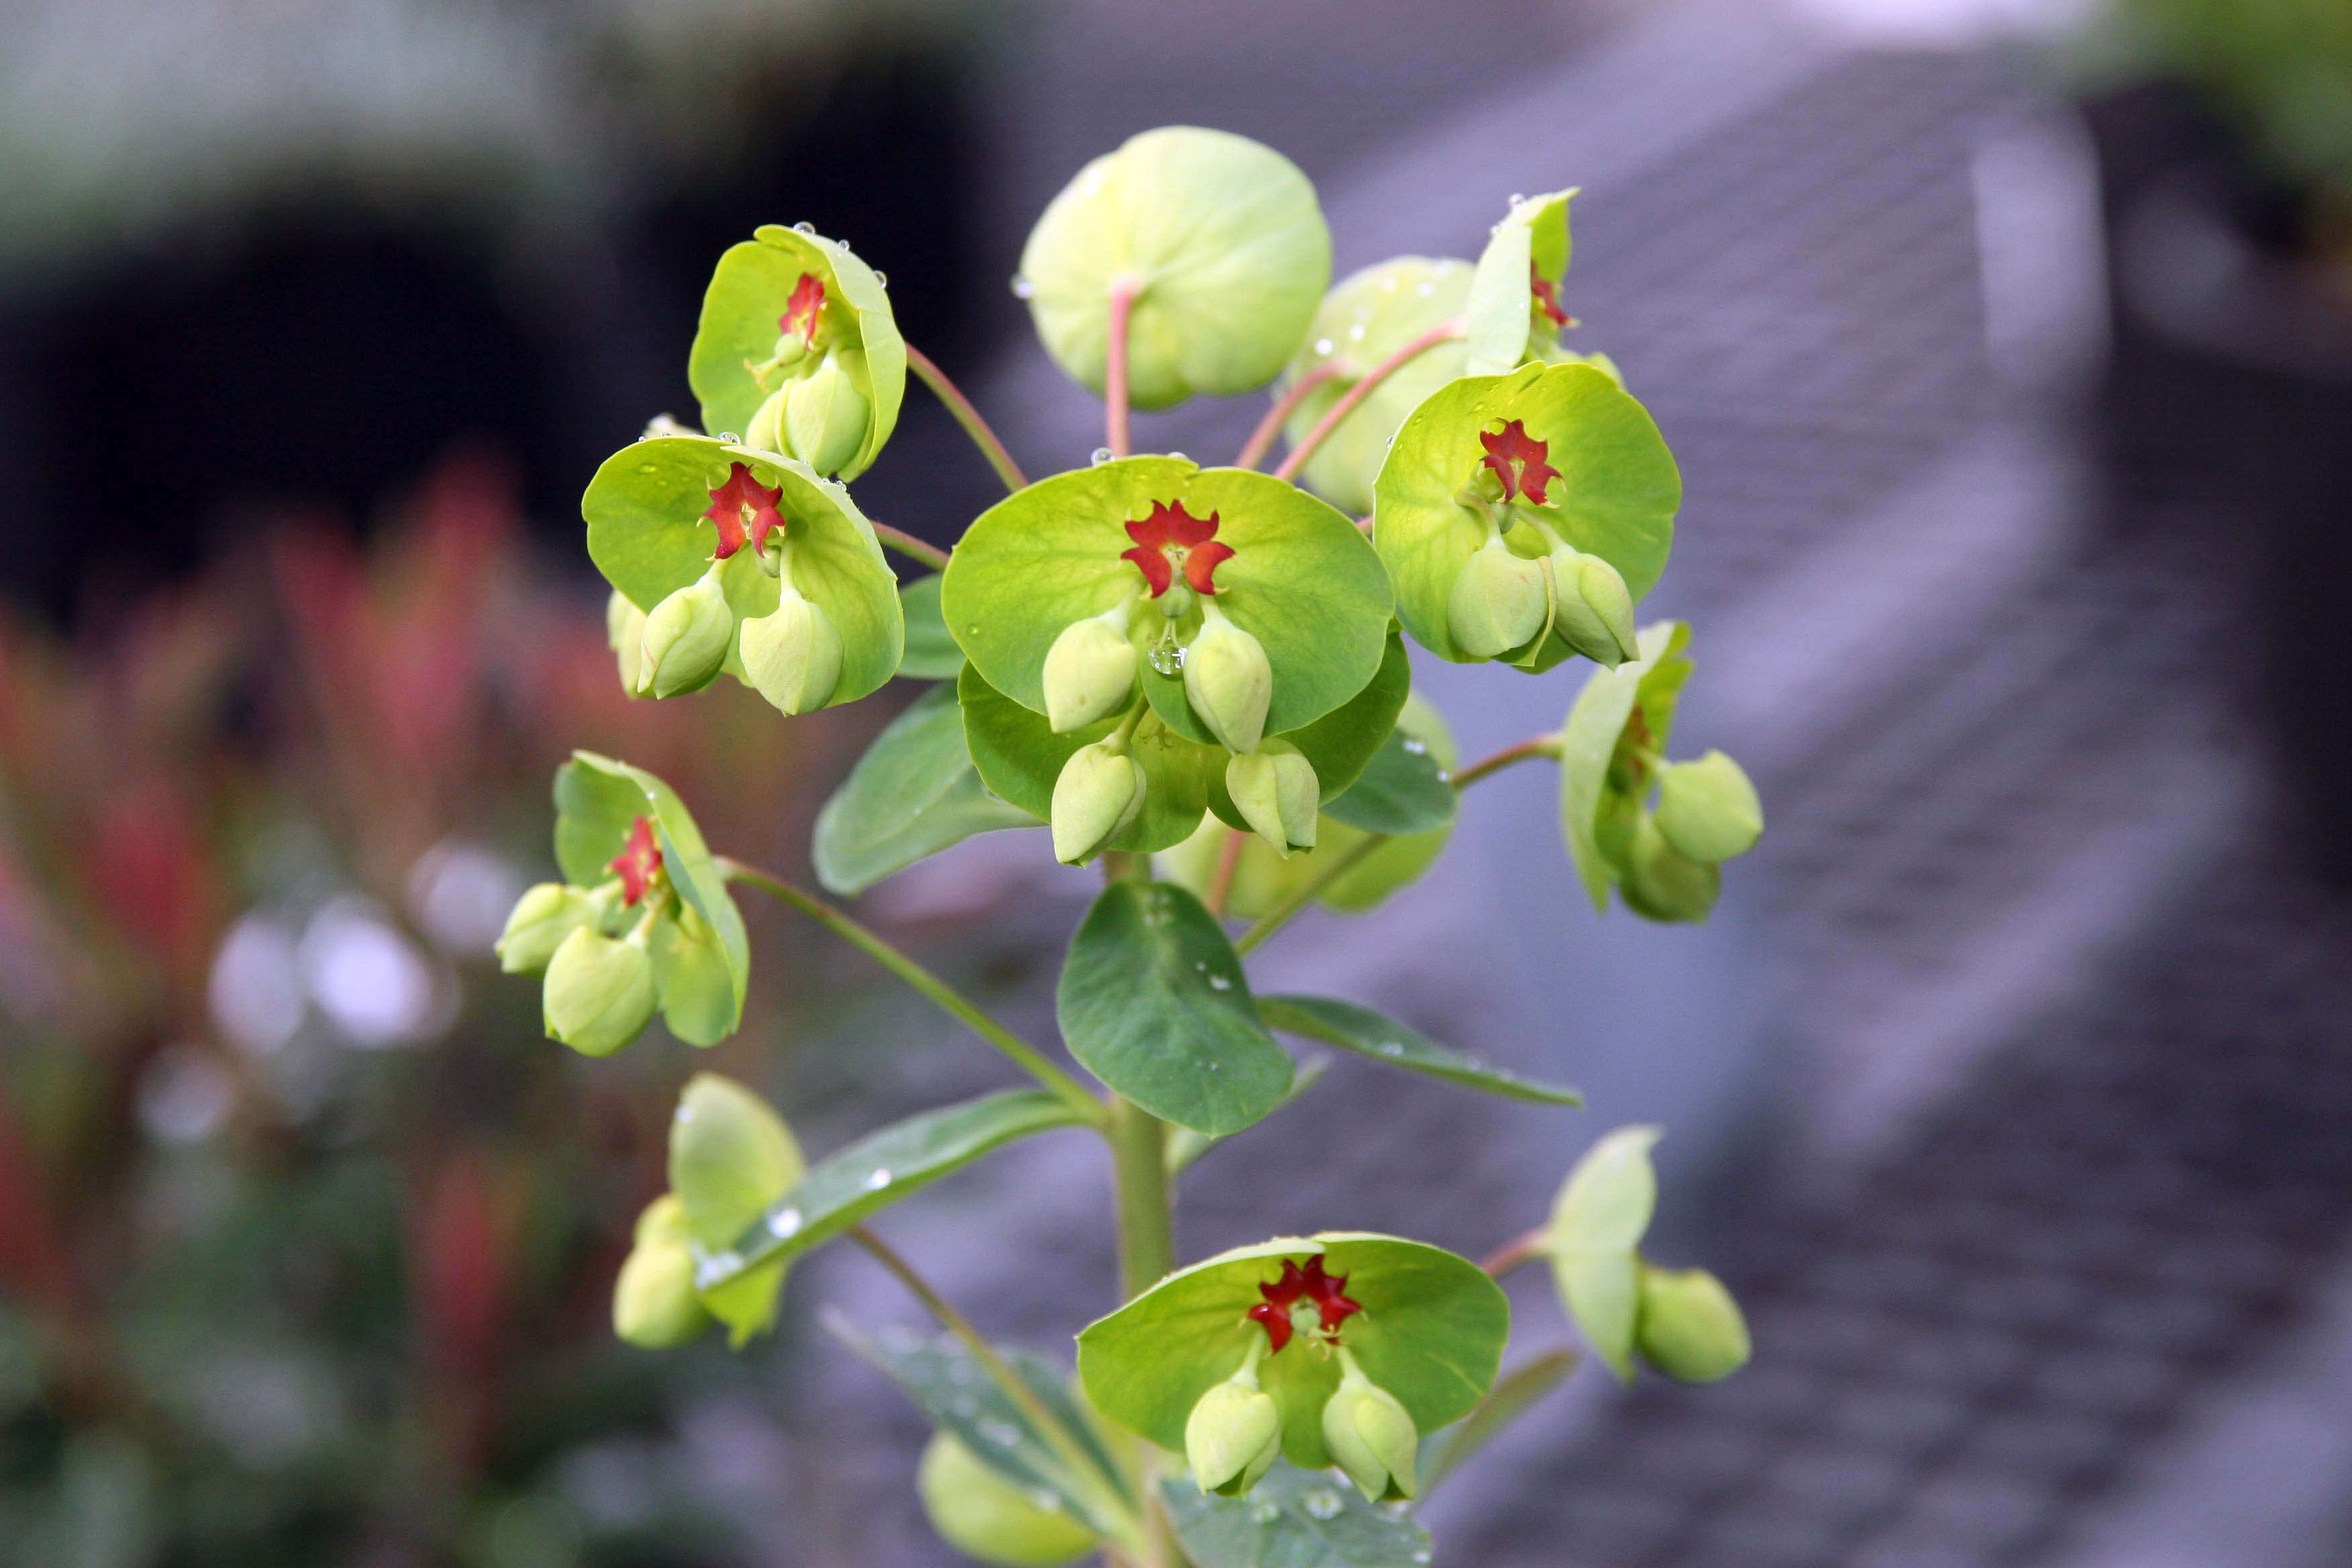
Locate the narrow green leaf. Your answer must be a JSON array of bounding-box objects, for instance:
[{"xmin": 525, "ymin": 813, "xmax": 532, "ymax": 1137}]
[
  {"xmin": 1162, "ymin": 1465, "xmax": 1434, "ymax": 1568},
  {"xmin": 896, "ymin": 574, "xmax": 965, "ymax": 679},
  {"xmin": 1320, "ymin": 726, "xmax": 1456, "ymax": 836},
  {"xmin": 831, "ymin": 1318, "xmax": 1134, "ymax": 1540},
  {"xmin": 1419, "ymin": 1349, "xmax": 1577, "ymax": 1493},
  {"xmin": 1056, "ymin": 882, "xmax": 1293, "ymax": 1136},
  {"xmin": 812, "ymin": 684, "xmax": 1034, "ymax": 895},
  {"xmin": 702, "ymin": 1091, "xmax": 1087, "ymax": 1289},
  {"xmin": 1257, "ymin": 995, "xmax": 1580, "ymax": 1106}
]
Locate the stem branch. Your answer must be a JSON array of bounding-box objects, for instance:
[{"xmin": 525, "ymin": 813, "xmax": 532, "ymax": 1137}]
[
  {"xmin": 1234, "ymin": 361, "xmax": 1342, "ymax": 471},
  {"xmin": 1271, "ymin": 317, "xmax": 1463, "ymax": 483},
  {"xmin": 1451, "ymin": 733, "xmax": 1561, "ymax": 789},
  {"xmin": 869, "ymin": 520, "xmax": 951, "ymax": 573},
  {"xmin": 905, "ymin": 343, "xmax": 1028, "ymax": 493},
  {"xmin": 1480, "ymin": 1227, "xmax": 1549, "ymax": 1279}
]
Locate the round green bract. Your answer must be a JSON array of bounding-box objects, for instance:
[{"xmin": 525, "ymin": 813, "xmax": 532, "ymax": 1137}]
[
  {"xmin": 1279, "ymin": 257, "xmax": 1473, "ymax": 517},
  {"xmin": 1545, "ymin": 1125, "xmax": 1660, "ymax": 1379},
  {"xmin": 1020, "ymin": 127, "xmax": 1331, "ymax": 409},
  {"xmin": 1076, "ymin": 1234, "xmax": 1508, "ymax": 1470},
  {"xmin": 941, "ymin": 458, "xmax": 1391, "ymax": 741},
  {"xmin": 1557, "ymin": 620, "xmax": 1689, "ymax": 911},
  {"xmin": 1373, "ymin": 362, "xmax": 1678, "ymax": 665},
  {"xmin": 1466, "ymin": 189, "xmax": 1574, "ymax": 377},
  {"xmin": 689, "ymin": 226, "xmax": 905, "ymax": 480},
  {"xmin": 583, "ymin": 436, "xmax": 903, "ymax": 709}
]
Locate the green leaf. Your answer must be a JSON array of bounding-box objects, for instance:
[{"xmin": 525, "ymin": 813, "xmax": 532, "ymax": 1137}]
[
  {"xmin": 701, "ymin": 1090, "xmax": 1089, "ymax": 1289},
  {"xmin": 1255, "ymin": 995, "xmax": 1580, "ymax": 1106},
  {"xmin": 1419, "ymin": 1349, "xmax": 1577, "ymax": 1493},
  {"xmin": 1466, "ymin": 189, "xmax": 1575, "ymax": 377},
  {"xmin": 832, "ymin": 1320, "xmax": 1134, "ymax": 1540},
  {"xmin": 1163, "ymin": 1465, "xmax": 1434, "ymax": 1568},
  {"xmin": 1320, "ymin": 725, "xmax": 1454, "ymax": 836},
  {"xmin": 1165, "ymin": 1057, "xmax": 1332, "ymax": 1177},
  {"xmin": 1545, "ymin": 1125, "xmax": 1661, "ymax": 1381},
  {"xmin": 942, "ymin": 458, "xmax": 1392, "ymax": 743},
  {"xmin": 583, "ymin": 435, "xmax": 903, "ymax": 709},
  {"xmin": 1056, "ymin": 881, "xmax": 1292, "ymax": 1136},
  {"xmin": 812, "ymin": 685, "xmax": 1035, "ymax": 895},
  {"xmin": 689, "ymin": 224, "xmax": 905, "ymax": 480},
  {"xmin": 1372, "ymin": 362, "xmax": 1679, "ymax": 666},
  {"xmin": 1078, "ymin": 1233, "xmax": 1508, "ymax": 1470},
  {"xmin": 552, "ymin": 752, "xmax": 749, "ymax": 1039},
  {"xmin": 959, "ymin": 663, "xmax": 1223, "ymax": 855},
  {"xmin": 1278, "ymin": 256, "xmax": 1475, "ymax": 517},
  {"xmin": 897, "ymin": 573, "xmax": 965, "ymax": 679},
  {"xmin": 1557, "ymin": 620, "xmax": 1687, "ymax": 911}
]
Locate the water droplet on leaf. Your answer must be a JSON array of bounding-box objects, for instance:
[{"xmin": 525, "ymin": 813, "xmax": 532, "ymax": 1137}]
[
  {"xmin": 767, "ymin": 1207, "xmax": 803, "ymax": 1238},
  {"xmin": 1207, "ymin": 974, "xmax": 1232, "ymax": 992},
  {"xmin": 978, "ymin": 1418, "xmax": 1022, "ymax": 1449},
  {"xmin": 1302, "ymin": 1489, "xmax": 1345, "ymax": 1520},
  {"xmin": 865, "ymin": 1169, "xmax": 892, "ymax": 1190}
]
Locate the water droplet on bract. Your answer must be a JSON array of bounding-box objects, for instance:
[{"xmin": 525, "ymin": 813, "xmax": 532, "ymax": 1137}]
[
  {"xmin": 1168, "ymin": 451, "xmax": 1187, "ymax": 463},
  {"xmin": 718, "ymin": 432, "xmax": 740, "ymax": 444},
  {"xmin": 1400, "ymin": 738, "xmax": 1427, "ymax": 755},
  {"xmin": 675, "ymin": 1106, "xmax": 696, "ymax": 1124},
  {"xmin": 978, "ymin": 1418, "xmax": 1022, "ymax": 1449},
  {"xmin": 793, "ymin": 221, "xmax": 817, "ymax": 234},
  {"xmin": 1302, "ymin": 1488, "xmax": 1345, "ymax": 1520},
  {"xmin": 1250, "ymin": 1501, "xmax": 1281, "ymax": 1524},
  {"xmin": 767, "ymin": 1207, "xmax": 803, "ymax": 1239},
  {"xmin": 873, "ymin": 271, "xmax": 887, "ymax": 287},
  {"xmin": 865, "ymin": 1168, "xmax": 892, "ymax": 1190},
  {"xmin": 1509, "ymin": 193, "xmax": 1526, "ymax": 205},
  {"xmin": 1314, "ymin": 337, "xmax": 1335, "ymax": 356},
  {"xmin": 1416, "ymin": 281, "xmax": 1436, "ymax": 297},
  {"xmin": 1010, "ymin": 275, "xmax": 1035, "ymax": 299},
  {"xmin": 1148, "ymin": 642, "xmax": 1183, "ymax": 676},
  {"xmin": 1091, "ymin": 447, "xmax": 1114, "ymax": 467},
  {"xmin": 1207, "ymin": 974, "xmax": 1232, "ymax": 991},
  {"xmin": 1347, "ymin": 324, "xmax": 1367, "ymax": 341}
]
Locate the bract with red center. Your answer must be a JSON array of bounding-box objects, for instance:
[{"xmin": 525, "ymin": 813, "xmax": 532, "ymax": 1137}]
[
  {"xmin": 1373, "ymin": 361, "xmax": 1678, "ymax": 667},
  {"xmin": 1276, "ymin": 256, "xmax": 1474, "ymax": 518},
  {"xmin": 942, "ymin": 457, "xmax": 1391, "ymax": 750},
  {"xmin": 689, "ymin": 225, "xmax": 905, "ymax": 480},
  {"xmin": 1076, "ymin": 1233, "xmax": 1508, "ymax": 1471},
  {"xmin": 1466, "ymin": 189, "xmax": 1576, "ymax": 375},
  {"xmin": 583, "ymin": 435, "xmax": 903, "ymax": 711}
]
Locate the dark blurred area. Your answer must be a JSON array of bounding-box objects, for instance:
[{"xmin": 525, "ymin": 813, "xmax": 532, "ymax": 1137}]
[{"xmin": 3, "ymin": 1, "xmax": 2349, "ymax": 1565}]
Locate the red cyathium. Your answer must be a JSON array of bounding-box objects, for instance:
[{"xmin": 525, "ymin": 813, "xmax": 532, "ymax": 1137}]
[
  {"xmin": 1120, "ymin": 501, "xmax": 1234, "ymax": 598},
  {"xmin": 1246, "ymin": 1256, "xmax": 1363, "ymax": 1355},
  {"xmin": 781, "ymin": 272, "xmax": 826, "ymax": 348},
  {"xmin": 610, "ymin": 816, "xmax": 664, "ymax": 905},
  {"xmin": 1478, "ymin": 420, "xmax": 1562, "ymax": 505},
  {"xmin": 1530, "ymin": 264, "xmax": 1572, "ymax": 328},
  {"xmin": 704, "ymin": 462, "xmax": 787, "ymax": 559}
]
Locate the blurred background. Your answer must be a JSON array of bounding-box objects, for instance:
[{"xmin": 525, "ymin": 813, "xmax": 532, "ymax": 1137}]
[{"xmin": 3, "ymin": 0, "xmax": 2349, "ymax": 1563}]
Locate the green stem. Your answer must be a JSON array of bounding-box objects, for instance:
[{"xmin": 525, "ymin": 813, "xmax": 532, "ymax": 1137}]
[
  {"xmin": 1271, "ymin": 317, "xmax": 1464, "ymax": 483},
  {"xmin": 1234, "ymin": 360, "xmax": 1341, "ymax": 471},
  {"xmin": 1106, "ymin": 1094, "xmax": 1178, "ymax": 1567},
  {"xmin": 905, "ymin": 343, "xmax": 1028, "ymax": 493},
  {"xmin": 869, "ymin": 520, "xmax": 951, "ymax": 573},
  {"xmin": 719, "ymin": 859, "xmax": 1104, "ymax": 1125}
]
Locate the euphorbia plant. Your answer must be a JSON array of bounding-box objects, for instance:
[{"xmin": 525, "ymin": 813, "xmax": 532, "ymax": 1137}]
[{"xmin": 502, "ymin": 125, "xmax": 1768, "ymax": 1567}]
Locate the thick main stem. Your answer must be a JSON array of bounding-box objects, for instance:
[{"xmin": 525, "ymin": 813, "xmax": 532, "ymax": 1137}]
[
  {"xmin": 1106, "ymin": 1093, "xmax": 1177, "ymax": 1567},
  {"xmin": 905, "ymin": 343, "xmax": 1028, "ymax": 493},
  {"xmin": 1271, "ymin": 317, "xmax": 1464, "ymax": 483},
  {"xmin": 1104, "ymin": 277, "xmax": 1140, "ymax": 458}
]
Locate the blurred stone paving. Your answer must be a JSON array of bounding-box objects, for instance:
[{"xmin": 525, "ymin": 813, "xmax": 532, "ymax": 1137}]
[{"xmin": 738, "ymin": 6, "xmax": 2352, "ymax": 1564}]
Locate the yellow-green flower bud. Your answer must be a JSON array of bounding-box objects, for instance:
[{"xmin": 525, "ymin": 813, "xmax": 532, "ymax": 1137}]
[
  {"xmin": 1042, "ymin": 609, "xmax": 1138, "ymax": 733},
  {"xmin": 1636, "ymin": 1263, "xmax": 1750, "ymax": 1383},
  {"xmin": 607, "ymin": 589, "xmax": 649, "ymax": 697},
  {"xmin": 785, "ymin": 353, "xmax": 870, "ymax": 476},
  {"xmin": 542, "ymin": 924, "xmax": 658, "ymax": 1057},
  {"xmin": 1182, "ymin": 609, "xmax": 1273, "ymax": 754},
  {"xmin": 1654, "ymin": 751, "xmax": 1763, "ymax": 864},
  {"xmin": 637, "ymin": 573, "xmax": 734, "ymax": 698},
  {"xmin": 496, "ymin": 881, "xmax": 598, "ymax": 973},
  {"xmin": 917, "ymin": 1433, "xmax": 1097, "ymax": 1568},
  {"xmin": 1185, "ymin": 1375, "xmax": 1281, "ymax": 1498},
  {"xmin": 1447, "ymin": 536, "xmax": 1549, "ymax": 658},
  {"xmin": 1546, "ymin": 546, "xmax": 1639, "ymax": 668},
  {"xmin": 738, "ymin": 585, "xmax": 844, "ymax": 716},
  {"xmin": 1225, "ymin": 740, "xmax": 1318, "ymax": 856},
  {"xmin": 1320, "ymin": 1363, "xmax": 1418, "ymax": 1502},
  {"xmin": 744, "ymin": 385, "xmax": 791, "ymax": 458},
  {"xmin": 612, "ymin": 1194, "xmax": 712, "ymax": 1349},
  {"xmin": 1050, "ymin": 742, "xmax": 1146, "ymax": 865},
  {"xmin": 1619, "ymin": 814, "xmax": 1720, "ymax": 924}
]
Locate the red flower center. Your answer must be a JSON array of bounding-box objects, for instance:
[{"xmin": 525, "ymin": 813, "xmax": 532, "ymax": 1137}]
[
  {"xmin": 1530, "ymin": 264, "xmax": 1571, "ymax": 328},
  {"xmin": 780, "ymin": 273, "xmax": 826, "ymax": 348},
  {"xmin": 704, "ymin": 462, "xmax": 787, "ymax": 559},
  {"xmin": 1478, "ymin": 420, "xmax": 1563, "ymax": 505},
  {"xmin": 1120, "ymin": 500, "xmax": 1234, "ymax": 598},
  {"xmin": 1246, "ymin": 1256, "xmax": 1363, "ymax": 1354},
  {"xmin": 609, "ymin": 816, "xmax": 663, "ymax": 905}
]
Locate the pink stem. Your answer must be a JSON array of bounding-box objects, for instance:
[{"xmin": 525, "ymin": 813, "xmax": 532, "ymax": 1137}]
[
  {"xmin": 1235, "ymin": 361, "xmax": 1343, "ymax": 470},
  {"xmin": 1271, "ymin": 317, "xmax": 1464, "ymax": 484},
  {"xmin": 1105, "ymin": 277, "xmax": 1140, "ymax": 458}
]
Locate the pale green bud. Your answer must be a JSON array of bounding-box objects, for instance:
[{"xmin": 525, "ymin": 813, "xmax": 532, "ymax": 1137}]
[
  {"xmin": 785, "ymin": 353, "xmax": 870, "ymax": 475},
  {"xmin": 1320, "ymin": 1367, "xmax": 1418, "ymax": 1502},
  {"xmin": 1181, "ymin": 609, "xmax": 1273, "ymax": 754},
  {"xmin": 637, "ymin": 574, "xmax": 734, "ymax": 698},
  {"xmin": 738, "ymin": 586, "xmax": 844, "ymax": 716},
  {"xmin": 918, "ymin": 1433, "xmax": 1097, "ymax": 1567},
  {"xmin": 496, "ymin": 881, "xmax": 597, "ymax": 973},
  {"xmin": 744, "ymin": 385, "xmax": 791, "ymax": 457},
  {"xmin": 612, "ymin": 1195, "xmax": 712, "ymax": 1349},
  {"xmin": 1225, "ymin": 740, "xmax": 1318, "ymax": 856},
  {"xmin": 1636, "ymin": 1263, "xmax": 1751, "ymax": 1383},
  {"xmin": 542, "ymin": 924, "xmax": 658, "ymax": 1057},
  {"xmin": 1042, "ymin": 609, "xmax": 1138, "ymax": 732},
  {"xmin": 1185, "ymin": 1377, "xmax": 1281, "ymax": 1498},
  {"xmin": 607, "ymin": 589, "xmax": 649, "ymax": 697},
  {"xmin": 1655, "ymin": 751, "xmax": 1763, "ymax": 863},
  {"xmin": 1050, "ymin": 742, "xmax": 1146, "ymax": 865},
  {"xmin": 1447, "ymin": 536, "xmax": 1550, "ymax": 658},
  {"xmin": 1619, "ymin": 814, "xmax": 1721, "ymax": 924},
  {"xmin": 1546, "ymin": 546, "xmax": 1639, "ymax": 668}
]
